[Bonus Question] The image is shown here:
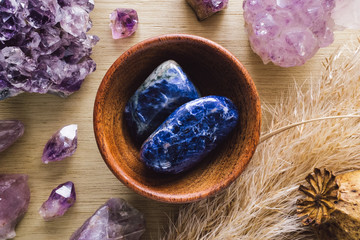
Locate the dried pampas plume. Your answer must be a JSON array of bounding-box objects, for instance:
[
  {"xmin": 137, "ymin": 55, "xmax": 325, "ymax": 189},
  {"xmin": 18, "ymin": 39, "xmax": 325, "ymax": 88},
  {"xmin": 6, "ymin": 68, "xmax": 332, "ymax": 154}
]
[{"xmin": 163, "ymin": 39, "xmax": 360, "ymax": 240}]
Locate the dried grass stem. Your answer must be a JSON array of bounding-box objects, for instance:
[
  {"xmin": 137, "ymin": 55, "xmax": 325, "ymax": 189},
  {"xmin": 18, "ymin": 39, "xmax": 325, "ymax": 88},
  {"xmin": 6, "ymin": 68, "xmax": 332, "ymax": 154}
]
[{"xmin": 163, "ymin": 41, "xmax": 360, "ymax": 240}]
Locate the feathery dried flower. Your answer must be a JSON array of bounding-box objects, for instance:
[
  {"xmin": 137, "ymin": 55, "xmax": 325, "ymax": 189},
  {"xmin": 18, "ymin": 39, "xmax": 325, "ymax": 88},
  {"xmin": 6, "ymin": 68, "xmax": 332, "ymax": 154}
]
[{"xmin": 163, "ymin": 39, "xmax": 360, "ymax": 240}]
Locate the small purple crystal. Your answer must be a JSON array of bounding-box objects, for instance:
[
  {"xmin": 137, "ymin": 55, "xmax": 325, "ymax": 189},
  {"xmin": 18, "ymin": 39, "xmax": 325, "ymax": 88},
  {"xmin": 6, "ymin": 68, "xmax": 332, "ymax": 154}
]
[
  {"xmin": 42, "ymin": 124, "xmax": 78, "ymax": 164},
  {"xmin": 70, "ymin": 198, "xmax": 145, "ymax": 240},
  {"xmin": 0, "ymin": 120, "xmax": 24, "ymax": 152},
  {"xmin": 186, "ymin": 0, "xmax": 229, "ymax": 20},
  {"xmin": 0, "ymin": 0, "xmax": 99, "ymax": 100},
  {"xmin": 243, "ymin": 0, "xmax": 336, "ymax": 67},
  {"xmin": 109, "ymin": 8, "xmax": 138, "ymax": 39},
  {"xmin": 39, "ymin": 181, "xmax": 76, "ymax": 220},
  {"xmin": 0, "ymin": 174, "xmax": 30, "ymax": 240}
]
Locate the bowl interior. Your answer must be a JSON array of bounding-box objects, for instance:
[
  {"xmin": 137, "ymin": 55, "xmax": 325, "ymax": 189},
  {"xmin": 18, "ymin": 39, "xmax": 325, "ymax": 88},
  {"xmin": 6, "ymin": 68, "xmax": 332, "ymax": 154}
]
[{"xmin": 94, "ymin": 34, "xmax": 261, "ymax": 203}]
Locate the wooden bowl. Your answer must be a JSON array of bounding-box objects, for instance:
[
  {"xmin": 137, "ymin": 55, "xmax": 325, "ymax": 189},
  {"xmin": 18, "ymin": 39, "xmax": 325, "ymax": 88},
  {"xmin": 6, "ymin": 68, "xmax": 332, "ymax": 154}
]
[{"xmin": 94, "ymin": 34, "xmax": 261, "ymax": 203}]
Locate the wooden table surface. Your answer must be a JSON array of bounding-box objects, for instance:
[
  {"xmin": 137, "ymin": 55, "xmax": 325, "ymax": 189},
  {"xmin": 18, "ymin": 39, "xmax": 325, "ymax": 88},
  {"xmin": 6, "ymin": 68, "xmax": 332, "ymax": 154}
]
[{"xmin": 0, "ymin": 1, "xmax": 359, "ymax": 239}]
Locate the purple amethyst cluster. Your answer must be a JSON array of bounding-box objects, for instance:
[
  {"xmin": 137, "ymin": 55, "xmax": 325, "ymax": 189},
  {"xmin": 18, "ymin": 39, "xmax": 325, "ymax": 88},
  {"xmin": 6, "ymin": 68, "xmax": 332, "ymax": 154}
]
[
  {"xmin": 243, "ymin": 0, "xmax": 336, "ymax": 67},
  {"xmin": 0, "ymin": 0, "xmax": 99, "ymax": 100}
]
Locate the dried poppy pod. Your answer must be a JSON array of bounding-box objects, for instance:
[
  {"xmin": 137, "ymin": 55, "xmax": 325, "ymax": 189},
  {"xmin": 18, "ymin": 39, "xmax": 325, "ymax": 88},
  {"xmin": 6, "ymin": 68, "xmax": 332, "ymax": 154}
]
[{"xmin": 297, "ymin": 168, "xmax": 360, "ymax": 239}]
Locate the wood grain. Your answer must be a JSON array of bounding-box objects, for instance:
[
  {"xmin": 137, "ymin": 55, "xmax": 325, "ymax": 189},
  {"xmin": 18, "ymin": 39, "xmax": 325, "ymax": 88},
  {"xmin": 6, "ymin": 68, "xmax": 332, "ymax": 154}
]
[{"xmin": 0, "ymin": 1, "xmax": 359, "ymax": 239}]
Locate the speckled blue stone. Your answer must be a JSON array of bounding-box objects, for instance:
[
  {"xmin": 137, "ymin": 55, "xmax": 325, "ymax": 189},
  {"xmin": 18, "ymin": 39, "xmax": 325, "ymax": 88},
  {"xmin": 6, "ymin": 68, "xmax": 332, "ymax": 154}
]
[
  {"xmin": 124, "ymin": 60, "xmax": 200, "ymax": 144},
  {"xmin": 140, "ymin": 96, "xmax": 239, "ymax": 174}
]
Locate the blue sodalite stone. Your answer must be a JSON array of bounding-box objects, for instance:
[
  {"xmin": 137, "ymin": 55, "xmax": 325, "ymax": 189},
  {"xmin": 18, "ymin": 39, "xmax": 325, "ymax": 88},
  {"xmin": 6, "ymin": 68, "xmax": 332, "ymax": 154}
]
[
  {"xmin": 140, "ymin": 96, "xmax": 239, "ymax": 174},
  {"xmin": 124, "ymin": 60, "xmax": 200, "ymax": 144}
]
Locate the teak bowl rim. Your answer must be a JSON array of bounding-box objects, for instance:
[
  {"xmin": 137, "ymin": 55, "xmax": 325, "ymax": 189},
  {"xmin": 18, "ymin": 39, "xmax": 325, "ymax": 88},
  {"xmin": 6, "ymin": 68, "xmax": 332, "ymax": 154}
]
[{"xmin": 93, "ymin": 33, "xmax": 261, "ymax": 203}]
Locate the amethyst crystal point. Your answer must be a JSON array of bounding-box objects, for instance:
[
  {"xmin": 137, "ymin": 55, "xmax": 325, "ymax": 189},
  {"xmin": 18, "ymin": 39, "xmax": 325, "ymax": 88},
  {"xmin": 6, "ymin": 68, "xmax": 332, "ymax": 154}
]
[
  {"xmin": 141, "ymin": 96, "xmax": 239, "ymax": 174},
  {"xmin": 0, "ymin": 120, "xmax": 24, "ymax": 152},
  {"xmin": 0, "ymin": 174, "xmax": 30, "ymax": 240},
  {"xmin": 39, "ymin": 181, "xmax": 76, "ymax": 220},
  {"xmin": 125, "ymin": 60, "xmax": 200, "ymax": 144},
  {"xmin": 243, "ymin": 0, "xmax": 336, "ymax": 67},
  {"xmin": 42, "ymin": 124, "xmax": 78, "ymax": 164},
  {"xmin": 109, "ymin": 8, "xmax": 138, "ymax": 39},
  {"xmin": 0, "ymin": 0, "xmax": 98, "ymax": 100},
  {"xmin": 186, "ymin": 0, "xmax": 229, "ymax": 20},
  {"xmin": 70, "ymin": 198, "xmax": 145, "ymax": 240}
]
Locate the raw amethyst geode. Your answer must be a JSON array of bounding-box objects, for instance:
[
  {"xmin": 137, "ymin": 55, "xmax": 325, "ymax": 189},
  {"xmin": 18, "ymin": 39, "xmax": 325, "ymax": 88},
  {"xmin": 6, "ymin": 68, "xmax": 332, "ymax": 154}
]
[
  {"xmin": 0, "ymin": 174, "xmax": 30, "ymax": 240},
  {"xmin": 0, "ymin": 0, "xmax": 99, "ymax": 100},
  {"xmin": 0, "ymin": 120, "xmax": 24, "ymax": 152},
  {"xmin": 243, "ymin": 0, "xmax": 336, "ymax": 67},
  {"xmin": 70, "ymin": 198, "xmax": 145, "ymax": 240}
]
